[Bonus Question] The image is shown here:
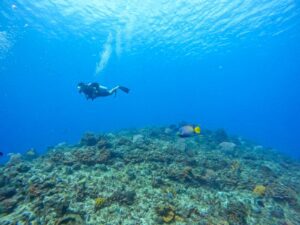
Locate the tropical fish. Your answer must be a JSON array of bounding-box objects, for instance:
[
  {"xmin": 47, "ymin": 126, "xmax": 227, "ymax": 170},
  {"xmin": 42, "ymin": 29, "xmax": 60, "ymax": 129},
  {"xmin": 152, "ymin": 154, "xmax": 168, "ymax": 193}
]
[
  {"xmin": 0, "ymin": 151, "xmax": 3, "ymax": 157},
  {"xmin": 178, "ymin": 125, "xmax": 201, "ymax": 137}
]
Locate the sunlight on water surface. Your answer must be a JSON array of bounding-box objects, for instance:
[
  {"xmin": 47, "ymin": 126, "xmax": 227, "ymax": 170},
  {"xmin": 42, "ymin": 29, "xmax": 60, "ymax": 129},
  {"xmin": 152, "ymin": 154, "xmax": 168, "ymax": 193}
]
[{"xmin": 0, "ymin": 0, "xmax": 298, "ymax": 59}]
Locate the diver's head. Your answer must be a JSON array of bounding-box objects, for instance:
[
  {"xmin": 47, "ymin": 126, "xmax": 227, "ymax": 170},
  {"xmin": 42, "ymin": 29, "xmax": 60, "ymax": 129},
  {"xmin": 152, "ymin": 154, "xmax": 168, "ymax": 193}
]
[{"xmin": 77, "ymin": 82, "xmax": 84, "ymax": 93}]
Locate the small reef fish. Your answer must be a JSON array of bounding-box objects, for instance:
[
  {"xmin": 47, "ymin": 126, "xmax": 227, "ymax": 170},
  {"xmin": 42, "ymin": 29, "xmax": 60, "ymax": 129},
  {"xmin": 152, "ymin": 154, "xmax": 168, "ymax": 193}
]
[
  {"xmin": 0, "ymin": 151, "xmax": 3, "ymax": 156},
  {"xmin": 178, "ymin": 125, "xmax": 201, "ymax": 137}
]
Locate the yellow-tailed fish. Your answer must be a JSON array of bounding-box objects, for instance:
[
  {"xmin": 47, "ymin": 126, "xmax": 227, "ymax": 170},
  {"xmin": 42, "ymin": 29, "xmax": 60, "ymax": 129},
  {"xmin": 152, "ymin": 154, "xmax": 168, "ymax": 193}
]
[{"xmin": 178, "ymin": 125, "xmax": 201, "ymax": 137}]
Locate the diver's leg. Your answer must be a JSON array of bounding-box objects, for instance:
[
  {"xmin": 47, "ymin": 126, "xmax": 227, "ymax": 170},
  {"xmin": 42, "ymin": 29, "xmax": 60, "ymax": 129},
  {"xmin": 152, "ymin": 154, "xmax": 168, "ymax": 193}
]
[
  {"xmin": 108, "ymin": 86, "xmax": 120, "ymax": 96},
  {"xmin": 109, "ymin": 86, "xmax": 130, "ymax": 94}
]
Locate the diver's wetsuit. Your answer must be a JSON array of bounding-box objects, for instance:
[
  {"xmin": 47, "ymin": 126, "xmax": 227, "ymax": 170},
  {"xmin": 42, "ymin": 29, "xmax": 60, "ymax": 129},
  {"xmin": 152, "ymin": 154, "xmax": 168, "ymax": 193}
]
[{"xmin": 78, "ymin": 82, "xmax": 129, "ymax": 100}]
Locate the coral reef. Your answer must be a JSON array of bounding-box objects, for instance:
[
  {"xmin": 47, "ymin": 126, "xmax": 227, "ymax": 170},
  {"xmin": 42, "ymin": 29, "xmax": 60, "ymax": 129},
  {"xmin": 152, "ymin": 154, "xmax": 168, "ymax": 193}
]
[
  {"xmin": 253, "ymin": 185, "xmax": 266, "ymax": 196},
  {"xmin": 0, "ymin": 125, "xmax": 299, "ymax": 224},
  {"xmin": 24, "ymin": 148, "xmax": 39, "ymax": 160},
  {"xmin": 225, "ymin": 201, "xmax": 248, "ymax": 225},
  {"xmin": 55, "ymin": 213, "xmax": 84, "ymax": 225},
  {"xmin": 155, "ymin": 205, "xmax": 182, "ymax": 223},
  {"xmin": 94, "ymin": 197, "xmax": 107, "ymax": 211}
]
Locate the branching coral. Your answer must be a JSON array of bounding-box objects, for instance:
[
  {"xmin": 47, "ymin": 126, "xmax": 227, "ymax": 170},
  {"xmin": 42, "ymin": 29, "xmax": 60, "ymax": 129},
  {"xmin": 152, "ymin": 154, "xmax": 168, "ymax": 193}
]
[
  {"xmin": 225, "ymin": 201, "xmax": 248, "ymax": 225},
  {"xmin": 267, "ymin": 183, "xmax": 299, "ymax": 207}
]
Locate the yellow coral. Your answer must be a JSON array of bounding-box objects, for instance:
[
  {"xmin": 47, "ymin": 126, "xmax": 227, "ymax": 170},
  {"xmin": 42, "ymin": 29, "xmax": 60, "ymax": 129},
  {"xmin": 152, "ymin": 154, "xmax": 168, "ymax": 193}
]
[
  {"xmin": 163, "ymin": 210, "xmax": 175, "ymax": 223},
  {"xmin": 175, "ymin": 215, "xmax": 184, "ymax": 222},
  {"xmin": 253, "ymin": 185, "xmax": 266, "ymax": 196},
  {"xmin": 94, "ymin": 197, "xmax": 106, "ymax": 210},
  {"xmin": 156, "ymin": 205, "xmax": 178, "ymax": 223}
]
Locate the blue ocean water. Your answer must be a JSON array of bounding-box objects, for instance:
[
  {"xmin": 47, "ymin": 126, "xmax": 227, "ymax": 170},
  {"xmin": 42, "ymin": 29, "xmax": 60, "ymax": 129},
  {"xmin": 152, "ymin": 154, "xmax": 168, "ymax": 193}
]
[{"xmin": 0, "ymin": 0, "xmax": 300, "ymax": 163}]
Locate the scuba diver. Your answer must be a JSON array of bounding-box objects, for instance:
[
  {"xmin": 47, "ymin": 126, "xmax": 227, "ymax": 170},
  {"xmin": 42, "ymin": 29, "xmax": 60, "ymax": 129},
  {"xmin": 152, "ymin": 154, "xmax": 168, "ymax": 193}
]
[{"xmin": 78, "ymin": 82, "xmax": 130, "ymax": 100}]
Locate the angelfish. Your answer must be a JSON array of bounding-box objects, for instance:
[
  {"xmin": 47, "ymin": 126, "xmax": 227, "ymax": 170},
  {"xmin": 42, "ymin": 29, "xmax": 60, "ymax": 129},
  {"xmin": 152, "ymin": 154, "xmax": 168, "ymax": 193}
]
[{"xmin": 178, "ymin": 125, "xmax": 201, "ymax": 137}]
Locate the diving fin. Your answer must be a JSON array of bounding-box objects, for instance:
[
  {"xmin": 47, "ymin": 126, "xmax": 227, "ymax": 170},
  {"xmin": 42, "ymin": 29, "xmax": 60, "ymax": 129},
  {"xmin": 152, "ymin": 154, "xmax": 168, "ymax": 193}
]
[{"xmin": 119, "ymin": 86, "xmax": 130, "ymax": 93}]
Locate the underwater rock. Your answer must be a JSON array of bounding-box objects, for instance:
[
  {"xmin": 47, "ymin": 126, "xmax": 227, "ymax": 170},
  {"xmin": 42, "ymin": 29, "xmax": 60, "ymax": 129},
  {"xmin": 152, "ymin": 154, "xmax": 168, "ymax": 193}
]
[
  {"xmin": 98, "ymin": 148, "xmax": 112, "ymax": 163},
  {"xmin": 24, "ymin": 148, "xmax": 38, "ymax": 160},
  {"xmin": 126, "ymin": 169, "xmax": 136, "ymax": 181},
  {"xmin": 0, "ymin": 198, "xmax": 18, "ymax": 214},
  {"xmin": 74, "ymin": 149, "xmax": 96, "ymax": 165},
  {"xmin": 0, "ymin": 187, "xmax": 16, "ymax": 201},
  {"xmin": 164, "ymin": 127, "xmax": 173, "ymax": 134},
  {"xmin": 27, "ymin": 179, "xmax": 56, "ymax": 200},
  {"xmin": 71, "ymin": 163, "xmax": 81, "ymax": 171},
  {"xmin": 7, "ymin": 153, "xmax": 23, "ymax": 165},
  {"xmin": 21, "ymin": 210, "xmax": 36, "ymax": 222},
  {"xmin": 64, "ymin": 166, "xmax": 73, "ymax": 175},
  {"xmin": 41, "ymin": 180, "xmax": 56, "ymax": 189},
  {"xmin": 214, "ymin": 129, "xmax": 228, "ymax": 143},
  {"xmin": 255, "ymin": 199, "xmax": 265, "ymax": 208},
  {"xmin": 132, "ymin": 134, "xmax": 144, "ymax": 143},
  {"xmin": 55, "ymin": 214, "xmax": 85, "ymax": 225},
  {"xmin": 270, "ymin": 206, "xmax": 285, "ymax": 218},
  {"xmin": 80, "ymin": 132, "xmax": 99, "ymax": 146},
  {"xmin": 148, "ymin": 129, "xmax": 164, "ymax": 138},
  {"xmin": 109, "ymin": 190, "xmax": 136, "ymax": 205},
  {"xmin": 55, "ymin": 200, "xmax": 70, "ymax": 217},
  {"xmin": 167, "ymin": 166, "xmax": 207, "ymax": 185},
  {"xmin": 28, "ymin": 185, "xmax": 42, "ymax": 198},
  {"xmin": 43, "ymin": 162, "xmax": 55, "ymax": 172},
  {"xmin": 174, "ymin": 139, "xmax": 187, "ymax": 152},
  {"xmin": 152, "ymin": 177, "xmax": 164, "ymax": 188},
  {"xmin": 49, "ymin": 151, "xmax": 68, "ymax": 164},
  {"xmin": 267, "ymin": 183, "xmax": 298, "ymax": 207},
  {"xmin": 219, "ymin": 142, "xmax": 236, "ymax": 152},
  {"xmin": 203, "ymin": 157, "xmax": 229, "ymax": 171},
  {"xmin": 96, "ymin": 137, "xmax": 112, "ymax": 149},
  {"xmin": 225, "ymin": 201, "xmax": 248, "ymax": 225},
  {"xmin": 117, "ymin": 137, "xmax": 132, "ymax": 146},
  {"xmin": 132, "ymin": 134, "xmax": 150, "ymax": 149},
  {"xmin": 259, "ymin": 164, "xmax": 278, "ymax": 179},
  {"xmin": 75, "ymin": 185, "xmax": 88, "ymax": 202},
  {"xmin": 0, "ymin": 175, "xmax": 9, "ymax": 188},
  {"xmin": 73, "ymin": 148, "xmax": 113, "ymax": 165},
  {"xmin": 16, "ymin": 163, "xmax": 30, "ymax": 173},
  {"xmin": 95, "ymin": 164, "xmax": 108, "ymax": 171},
  {"xmin": 43, "ymin": 195, "xmax": 69, "ymax": 217}
]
